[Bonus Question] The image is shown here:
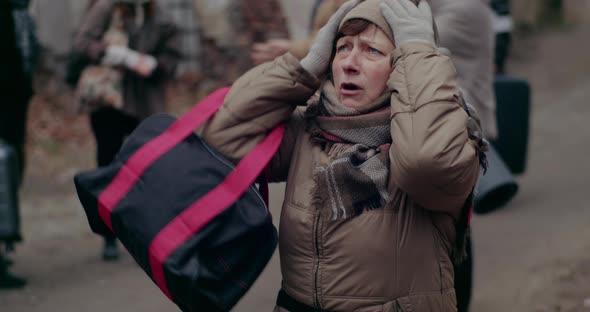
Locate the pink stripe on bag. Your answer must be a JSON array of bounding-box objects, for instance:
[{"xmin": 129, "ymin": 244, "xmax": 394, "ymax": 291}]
[{"xmin": 97, "ymin": 87, "xmax": 230, "ymax": 230}]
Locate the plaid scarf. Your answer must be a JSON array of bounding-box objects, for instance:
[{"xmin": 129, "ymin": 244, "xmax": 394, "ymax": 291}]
[{"xmin": 306, "ymin": 82, "xmax": 392, "ymax": 220}]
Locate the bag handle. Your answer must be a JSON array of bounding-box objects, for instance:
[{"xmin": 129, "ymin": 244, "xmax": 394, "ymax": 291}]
[{"xmin": 98, "ymin": 87, "xmax": 284, "ymax": 230}]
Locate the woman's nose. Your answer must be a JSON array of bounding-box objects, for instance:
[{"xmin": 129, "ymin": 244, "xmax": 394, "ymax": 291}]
[{"xmin": 341, "ymin": 50, "xmax": 360, "ymax": 74}]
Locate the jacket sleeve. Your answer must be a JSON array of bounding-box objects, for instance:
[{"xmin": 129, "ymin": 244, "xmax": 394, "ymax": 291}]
[
  {"xmin": 73, "ymin": 0, "xmax": 112, "ymax": 62},
  {"xmin": 388, "ymin": 43, "xmax": 480, "ymax": 216},
  {"xmin": 199, "ymin": 53, "xmax": 321, "ymax": 169}
]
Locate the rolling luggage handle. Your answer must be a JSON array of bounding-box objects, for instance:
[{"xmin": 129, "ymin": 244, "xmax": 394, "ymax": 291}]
[{"xmin": 95, "ymin": 87, "xmax": 285, "ymax": 299}]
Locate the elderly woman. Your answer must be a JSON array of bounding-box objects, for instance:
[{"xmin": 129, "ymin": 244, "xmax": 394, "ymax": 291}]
[{"xmin": 202, "ymin": 0, "xmax": 485, "ymax": 310}]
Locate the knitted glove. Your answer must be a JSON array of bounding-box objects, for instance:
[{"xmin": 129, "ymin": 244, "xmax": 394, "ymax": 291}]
[
  {"xmin": 123, "ymin": 49, "xmax": 158, "ymax": 77},
  {"xmin": 380, "ymin": 0, "xmax": 435, "ymax": 46},
  {"xmin": 300, "ymin": 0, "xmax": 361, "ymax": 77},
  {"xmin": 102, "ymin": 45, "xmax": 157, "ymax": 77},
  {"xmin": 102, "ymin": 45, "xmax": 129, "ymax": 66}
]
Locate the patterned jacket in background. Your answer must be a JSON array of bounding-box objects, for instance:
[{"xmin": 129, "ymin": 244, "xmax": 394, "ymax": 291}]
[
  {"xmin": 193, "ymin": 0, "xmax": 290, "ymax": 84},
  {"xmin": 238, "ymin": 0, "xmax": 290, "ymax": 42}
]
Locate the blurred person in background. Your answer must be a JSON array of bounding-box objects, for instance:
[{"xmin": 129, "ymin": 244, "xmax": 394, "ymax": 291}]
[
  {"xmin": 251, "ymin": 0, "xmax": 348, "ymax": 64},
  {"xmin": 195, "ymin": 0, "xmax": 290, "ymax": 84},
  {"xmin": 73, "ymin": 0, "xmax": 180, "ymax": 261},
  {"xmin": 430, "ymin": 0, "xmax": 497, "ymax": 139},
  {"xmin": 203, "ymin": 0, "xmax": 487, "ymax": 310},
  {"xmin": 0, "ymin": 0, "xmax": 38, "ymax": 289},
  {"xmin": 429, "ymin": 0, "xmax": 497, "ymax": 311},
  {"xmin": 490, "ymin": 0, "xmax": 512, "ymax": 74}
]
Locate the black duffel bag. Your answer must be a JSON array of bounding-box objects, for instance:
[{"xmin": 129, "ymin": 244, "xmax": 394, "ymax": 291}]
[{"xmin": 74, "ymin": 87, "xmax": 282, "ymax": 311}]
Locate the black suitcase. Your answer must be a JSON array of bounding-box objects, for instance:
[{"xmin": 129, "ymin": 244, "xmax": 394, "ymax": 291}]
[
  {"xmin": 492, "ymin": 75, "xmax": 531, "ymax": 175},
  {"xmin": 0, "ymin": 140, "xmax": 21, "ymax": 242}
]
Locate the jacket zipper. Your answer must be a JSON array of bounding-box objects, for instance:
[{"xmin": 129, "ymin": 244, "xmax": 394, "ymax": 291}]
[{"xmin": 313, "ymin": 212, "xmax": 321, "ymax": 308}]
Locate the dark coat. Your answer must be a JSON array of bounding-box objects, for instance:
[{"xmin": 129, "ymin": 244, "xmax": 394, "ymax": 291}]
[{"xmin": 0, "ymin": 0, "xmax": 32, "ymax": 182}]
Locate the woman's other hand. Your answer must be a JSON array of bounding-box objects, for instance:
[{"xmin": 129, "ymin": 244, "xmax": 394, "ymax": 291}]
[
  {"xmin": 251, "ymin": 39, "xmax": 291, "ymax": 65},
  {"xmin": 102, "ymin": 45, "xmax": 129, "ymax": 66},
  {"xmin": 127, "ymin": 52, "xmax": 157, "ymax": 77},
  {"xmin": 300, "ymin": 0, "xmax": 361, "ymax": 78},
  {"xmin": 380, "ymin": 0, "xmax": 435, "ymax": 46},
  {"xmin": 102, "ymin": 45, "xmax": 157, "ymax": 77}
]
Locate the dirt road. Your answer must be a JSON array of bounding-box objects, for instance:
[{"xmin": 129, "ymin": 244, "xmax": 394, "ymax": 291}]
[{"xmin": 1, "ymin": 24, "xmax": 589, "ymax": 312}]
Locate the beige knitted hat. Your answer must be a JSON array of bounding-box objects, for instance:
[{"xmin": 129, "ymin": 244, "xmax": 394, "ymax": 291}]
[
  {"xmin": 339, "ymin": 0, "xmax": 395, "ymax": 41},
  {"xmin": 339, "ymin": 0, "xmax": 425, "ymax": 43}
]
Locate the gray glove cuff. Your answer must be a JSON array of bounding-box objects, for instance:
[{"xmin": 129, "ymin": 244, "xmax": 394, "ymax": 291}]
[
  {"xmin": 299, "ymin": 0, "xmax": 362, "ymax": 78},
  {"xmin": 300, "ymin": 52, "xmax": 330, "ymax": 78}
]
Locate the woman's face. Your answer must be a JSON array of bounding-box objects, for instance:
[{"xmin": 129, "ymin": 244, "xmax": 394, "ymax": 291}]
[{"xmin": 331, "ymin": 25, "xmax": 395, "ymax": 109}]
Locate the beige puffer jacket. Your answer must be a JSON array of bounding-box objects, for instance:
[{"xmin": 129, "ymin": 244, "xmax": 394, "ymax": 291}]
[{"xmin": 200, "ymin": 42, "xmax": 480, "ymax": 311}]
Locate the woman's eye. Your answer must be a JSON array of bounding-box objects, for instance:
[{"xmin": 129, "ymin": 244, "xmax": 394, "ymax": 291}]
[
  {"xmin": 336, "ymin": 45, "xmax": 349, "ymax": 53},
  {"xmin": 368, "ymin": 47, "xmax": 382, "ymax": 55}
]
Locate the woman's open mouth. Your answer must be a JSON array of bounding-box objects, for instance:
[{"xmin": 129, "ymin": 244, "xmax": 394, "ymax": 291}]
[{"xmin": 340, "ymin": 82, "xmax": 362, "ymax": 96}]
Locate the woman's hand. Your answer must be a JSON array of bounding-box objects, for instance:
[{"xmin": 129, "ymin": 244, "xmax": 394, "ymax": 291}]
[
  {"xmin": 380, "ymin": 0, "xmax": 435, "ymax": 47},
  {"xmin": 102, "ymin": 45, "xmax": 157, "ymax": 77},
  {"xmin": 102, "ymin": 45, "xmax": 129, "ymax": 67},
  {"xmin": 127, "ymin": 52, "xmax": 157, "ymax": 77},
  {"xmin": 300, "ymin": 0, "xmax": 361, "ymax": 77}
]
